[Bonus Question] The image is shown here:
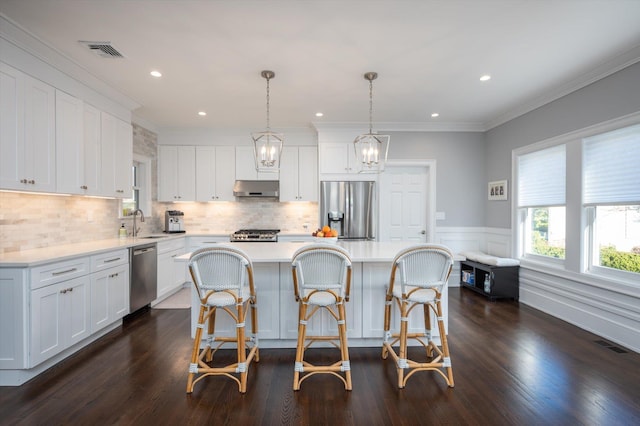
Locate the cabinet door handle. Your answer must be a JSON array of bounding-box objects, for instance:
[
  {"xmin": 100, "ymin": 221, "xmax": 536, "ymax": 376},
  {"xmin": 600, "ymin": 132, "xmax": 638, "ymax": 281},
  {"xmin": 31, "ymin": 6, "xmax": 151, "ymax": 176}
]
[
  {"xmin": 104, "ymin": 257, "xmax": 121, "ymax": 263},
  {"xmin": 52, "ymin": 268, "xmax": 78, "ymax": 276},
  {"xmin": 81, "ymin": 185, "xmax": 88, "ymax": 190},
  {"xmin": 20, "ymin": 178, "xmax": 27, "ymax": 183},
  {"xmin": 28, "ymin": 179, "xmax": 35, "ymax": 184}
]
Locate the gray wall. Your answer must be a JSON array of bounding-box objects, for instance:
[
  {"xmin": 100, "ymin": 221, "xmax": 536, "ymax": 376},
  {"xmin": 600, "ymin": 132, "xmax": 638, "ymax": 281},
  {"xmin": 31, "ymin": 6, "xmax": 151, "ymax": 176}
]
[
  {"xmin": 388, "ymin": 131, "xmax": 486, "ymax": 227},
  {"xmin": 485, "ymin": 61, "xmax": 640, "ymax": 228}
]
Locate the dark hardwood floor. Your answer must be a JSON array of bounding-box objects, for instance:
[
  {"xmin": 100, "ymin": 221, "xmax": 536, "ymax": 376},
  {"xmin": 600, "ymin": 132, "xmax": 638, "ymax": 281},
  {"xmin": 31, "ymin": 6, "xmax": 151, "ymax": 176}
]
[{"xmin": 1, "ymin": 288, "xmax": 639, "ymax": 425}]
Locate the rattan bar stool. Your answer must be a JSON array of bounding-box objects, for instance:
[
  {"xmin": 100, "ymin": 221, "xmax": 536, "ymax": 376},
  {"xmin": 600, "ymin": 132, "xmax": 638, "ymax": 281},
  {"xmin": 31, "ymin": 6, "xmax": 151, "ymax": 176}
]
[
  {"xmin": 186, "ymin": 246, "xmax": 259, "ymax": 393},
  {"xmin": 291, "ymin": 243, "xmax": 353, "ymax": 391},
  {"xmin": 382, "ymin": 244, "xmax": 455, "ymax": 388}
]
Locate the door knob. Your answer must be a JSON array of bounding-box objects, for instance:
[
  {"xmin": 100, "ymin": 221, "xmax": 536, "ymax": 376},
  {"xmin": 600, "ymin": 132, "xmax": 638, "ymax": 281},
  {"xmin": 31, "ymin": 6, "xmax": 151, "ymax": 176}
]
[{"xmin": 421, "ymin": 230, "xmax": 426, "ymax": 235}]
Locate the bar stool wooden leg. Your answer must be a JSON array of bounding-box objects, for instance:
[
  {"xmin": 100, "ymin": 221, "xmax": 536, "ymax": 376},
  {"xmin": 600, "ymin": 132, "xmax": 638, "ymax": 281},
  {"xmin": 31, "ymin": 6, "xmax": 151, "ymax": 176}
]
[
  {"xmin": 382, "ymin": 293, "xmax": 392, "ymax": 359},
  {"xmin": 435, "ymin": 295, "xmax": 454, "ymax": 387},
  {"xmin": 205, "ymin": 308, "xmax": 216, "ymax": 362},
  {"xmin": 293, "ymin": 301, "xmax": 308, "ymax": 391},
  {"xmin": 251, "ymin": 298, "xmax": 259, "ymax": 362},
  {"xmin": 337, "ymin": 300, "xmax": 352, "ymax": 390},
  {"xmin": 236, "ymin": 300, "xmax": 248, "ymax": 393},
  {"xmin": 424, "ymin": 304, "xmax": 433, "ymax": 358},
  {"xmin": 187, "ymin": 304, "xmax": 206, "ymax": 393},
  {"xmin": 397, "ymin": 300, "xmax": 409, "ymax": 388}
]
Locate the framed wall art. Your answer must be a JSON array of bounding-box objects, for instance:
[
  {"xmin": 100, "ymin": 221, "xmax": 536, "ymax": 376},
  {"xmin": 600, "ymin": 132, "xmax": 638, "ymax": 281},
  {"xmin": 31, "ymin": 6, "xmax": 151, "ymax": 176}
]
[{"xmin": 488, "ymin": 180, "xmax": 508, "ymax": 201}]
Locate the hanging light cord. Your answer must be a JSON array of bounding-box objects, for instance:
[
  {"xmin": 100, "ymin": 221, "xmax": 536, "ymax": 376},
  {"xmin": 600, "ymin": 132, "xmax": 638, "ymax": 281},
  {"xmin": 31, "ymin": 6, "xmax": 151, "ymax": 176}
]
[
  {"xmin": 265, "ymin": 74, "xmax": 271, "ymax": 132},
  {"xmin": 368, "ymin": 77, "xmax": 373, "ymax": 135}
]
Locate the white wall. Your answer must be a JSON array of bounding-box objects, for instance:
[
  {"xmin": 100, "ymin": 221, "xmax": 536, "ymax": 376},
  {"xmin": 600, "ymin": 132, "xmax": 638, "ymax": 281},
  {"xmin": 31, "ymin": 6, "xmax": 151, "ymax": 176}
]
[
  {"xmin": 483, "ymin": 61, "xmax": 640, "ymax": 353},
  {"xmin": 388, "ymin": 131, "xmax": 486, "ymax": 227}
]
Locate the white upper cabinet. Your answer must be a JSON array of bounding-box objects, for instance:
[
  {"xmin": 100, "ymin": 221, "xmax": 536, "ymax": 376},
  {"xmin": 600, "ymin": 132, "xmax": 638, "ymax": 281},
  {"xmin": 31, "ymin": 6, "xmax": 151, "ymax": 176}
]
[
  {"xmin": 319, "ymin": 143, "xmax": 358, "ymax": 175},
  {"xmin": 100, "ymin": 112, "xmax": 132, "ymax": 198},
  {"xmin": 55, "ymin": 90, "xmax": 84, "ymax": 194},
  {"xmin": 235, "ymin": 146, "xmax": 279, "ymax": 180},
  {"xmin": 0, "ymin": 63, "xmax": 56, "ymax": 192},
  {"xmin": 195, "ymin": 146, "xmax": 236, "ymax": 201},
  {"xmin": 158, "ymin": 145, "xmax": 196, "ymax": 201},
  {"xmin": 82, "ymin": 104, "xmax": 102, "ymax": 196},
  {"xmin": 279, "ymin": 146, "xmax": 318, "ymax": 201}
]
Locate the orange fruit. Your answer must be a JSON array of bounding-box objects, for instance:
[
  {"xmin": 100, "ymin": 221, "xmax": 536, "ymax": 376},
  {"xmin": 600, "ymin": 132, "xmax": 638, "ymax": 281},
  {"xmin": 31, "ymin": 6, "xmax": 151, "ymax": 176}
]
[
  {"xmin": 330, "ymin": 229, "xmax": 338, "ymax": 237},
  {"xmin": 322, "ymin": 225, "xmax": 331, "ymax": 234}
]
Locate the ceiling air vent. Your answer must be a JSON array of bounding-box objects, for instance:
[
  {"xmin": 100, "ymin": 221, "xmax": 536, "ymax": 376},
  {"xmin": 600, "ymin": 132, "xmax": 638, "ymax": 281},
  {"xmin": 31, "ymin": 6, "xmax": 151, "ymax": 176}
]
[{"xmin": 79, "ymin": 41, "xmax": 124, "ymax": 58}]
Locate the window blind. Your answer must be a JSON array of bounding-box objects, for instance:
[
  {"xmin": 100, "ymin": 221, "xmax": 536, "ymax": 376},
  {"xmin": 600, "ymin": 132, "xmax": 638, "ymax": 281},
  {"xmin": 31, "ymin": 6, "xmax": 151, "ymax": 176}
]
[
  {"xmin": 583, "ymin": 124, "xmax": 640, "ymax": 205},
  {"xmin": 517, "ymin": 144, "xmax": 566, "ymax": 207}
]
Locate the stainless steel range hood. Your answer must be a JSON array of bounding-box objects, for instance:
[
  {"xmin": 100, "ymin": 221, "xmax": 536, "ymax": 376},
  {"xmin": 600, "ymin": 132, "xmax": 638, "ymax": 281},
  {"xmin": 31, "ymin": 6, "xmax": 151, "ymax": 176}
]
[{"xmin": 233, "ymin": 180, "xmax": 279, "ymax": 198}]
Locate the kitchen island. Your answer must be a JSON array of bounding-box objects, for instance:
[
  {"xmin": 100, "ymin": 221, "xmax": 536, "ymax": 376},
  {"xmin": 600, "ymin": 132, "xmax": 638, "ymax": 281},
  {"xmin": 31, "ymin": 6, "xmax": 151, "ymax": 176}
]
[
  {"xmin": 177, "ymin": 241, "xmax": 463, "ymax": 348},
  {"xmin": 0, "ymin": 237, "xmax": 461, "ymax": 385}
]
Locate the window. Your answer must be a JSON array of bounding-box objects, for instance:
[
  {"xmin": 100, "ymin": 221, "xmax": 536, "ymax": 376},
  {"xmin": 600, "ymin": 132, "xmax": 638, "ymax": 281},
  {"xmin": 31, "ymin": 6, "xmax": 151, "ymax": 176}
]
[
  {"xmin": 584, "ymin": 124, "xmax": 640, "ymax": 277},
  {"xmin": 517, "ymin": 144, "xmax": 566, "ymax": 260},
  {"xmin": 121, "ymin": 162, "xmax": 139, "ymax": 216},
  {"xmin": 120, "ymin": 154, "xmax": 152, "ymax": 218}
]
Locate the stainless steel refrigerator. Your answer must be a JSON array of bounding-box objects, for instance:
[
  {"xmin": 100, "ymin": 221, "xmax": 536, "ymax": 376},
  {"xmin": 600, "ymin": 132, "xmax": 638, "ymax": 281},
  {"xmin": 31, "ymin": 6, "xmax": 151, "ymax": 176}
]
[{"xmin": 320, "ymin": 181, "xmax": 375, "ymax": 240}]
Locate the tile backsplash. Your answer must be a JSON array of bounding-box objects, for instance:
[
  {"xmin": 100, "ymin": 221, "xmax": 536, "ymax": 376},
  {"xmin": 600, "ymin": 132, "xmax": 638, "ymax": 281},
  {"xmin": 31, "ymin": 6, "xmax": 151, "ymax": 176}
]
[{"xmin": 0, "ymin": 191, "xmax": 318, "ymax": 254}]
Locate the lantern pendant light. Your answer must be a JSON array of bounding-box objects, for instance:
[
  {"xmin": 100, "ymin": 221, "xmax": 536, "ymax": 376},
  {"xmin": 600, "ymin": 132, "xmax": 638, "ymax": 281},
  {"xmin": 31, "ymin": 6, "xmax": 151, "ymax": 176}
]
[
  {"xmin": 252, "ymin": 70, "xmax": 283, "ymax": 172},
  {"xmin": 353, "ymin": 72, "xmax": 389, "ymax": 173}
]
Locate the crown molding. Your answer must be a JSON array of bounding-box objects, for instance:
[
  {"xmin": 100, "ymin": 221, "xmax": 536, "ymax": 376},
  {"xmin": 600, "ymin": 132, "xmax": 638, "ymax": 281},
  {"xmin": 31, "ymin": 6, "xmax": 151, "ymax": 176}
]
[
  {"xmin": 484, "ymin": 43, "xmax": 640, "ymax": 131},
  {"xmin": 312, "ymin": 121, "xmax": 485, "ymax": 133},
  {"xmin": 0, "ymin": 13, "xmax": 140, "ymax": 112}
]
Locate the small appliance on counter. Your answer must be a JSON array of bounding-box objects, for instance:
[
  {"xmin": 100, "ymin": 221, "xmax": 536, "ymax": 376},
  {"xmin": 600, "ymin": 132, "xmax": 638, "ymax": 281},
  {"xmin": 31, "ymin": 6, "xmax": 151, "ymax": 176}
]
[{"xmin": 164, "ymin": 210, "xmax": 185, "ymax": 233}]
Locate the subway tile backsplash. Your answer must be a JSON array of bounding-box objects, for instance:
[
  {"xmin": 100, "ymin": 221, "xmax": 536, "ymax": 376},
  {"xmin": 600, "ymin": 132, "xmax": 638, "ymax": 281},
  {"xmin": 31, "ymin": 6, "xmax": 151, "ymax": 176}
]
[{"xmin": 0, "ymin": 191, "xmax": 318, "ymax": 254}]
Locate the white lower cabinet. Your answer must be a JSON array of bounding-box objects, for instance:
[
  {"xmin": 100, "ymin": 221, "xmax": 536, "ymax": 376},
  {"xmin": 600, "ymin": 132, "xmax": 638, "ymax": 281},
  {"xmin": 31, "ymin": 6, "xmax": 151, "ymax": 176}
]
[
  {"xmin": 30, "ymin": 248, "xmax": 132, "ymax": 368},
  {"xmin": 30, "ymin": 275, "xmax": 91, "ymax": 367},
  {"xmin": 157, "ymin": 238, "xmax": 187, "ymax": 301},
  {"xmin": 90, "ymin": 263, "xmax": 129, "ymax": 333}
]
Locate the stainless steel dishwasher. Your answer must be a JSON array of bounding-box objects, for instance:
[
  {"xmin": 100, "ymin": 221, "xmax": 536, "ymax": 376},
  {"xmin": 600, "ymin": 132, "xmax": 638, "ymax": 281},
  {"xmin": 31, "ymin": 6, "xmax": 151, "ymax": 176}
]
[{"xmin": 130, "ymin": 243, "xmax": 157, "ymax": 313}]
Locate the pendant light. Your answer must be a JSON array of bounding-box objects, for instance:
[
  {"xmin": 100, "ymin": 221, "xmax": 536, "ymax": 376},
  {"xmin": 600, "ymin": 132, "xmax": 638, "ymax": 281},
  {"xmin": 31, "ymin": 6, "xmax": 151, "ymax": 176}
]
[
  {"xmin": 354, "ymin": 72, "xmax": 390, "ymax": 173},
  {"xmin": 251, "ymin": 70, "xmax": 283, "ymax": 172}
]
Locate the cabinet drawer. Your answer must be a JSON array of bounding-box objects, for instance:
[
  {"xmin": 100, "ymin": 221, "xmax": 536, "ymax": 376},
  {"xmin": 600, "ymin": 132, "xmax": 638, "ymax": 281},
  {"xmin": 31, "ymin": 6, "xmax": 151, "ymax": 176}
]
[
  {"xmin": 188, "ymin": 236, "xmax": 228, "ymax": 250},
  {"xmin": 30, "ymin": 257, "xmax": 90, "ymax": 290},
  {"xmin": 91, "ymin": 249, "xmax": 129, "ymax": 272},
  {"xmin": 157, "ymin": 238, "xmax": 186, "ymax": 254}
]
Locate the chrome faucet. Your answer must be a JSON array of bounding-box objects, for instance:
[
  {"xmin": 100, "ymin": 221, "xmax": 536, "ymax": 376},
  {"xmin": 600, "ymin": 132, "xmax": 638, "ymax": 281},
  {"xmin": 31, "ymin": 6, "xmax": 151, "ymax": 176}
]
[{"xmin": 132, "ymin": 209, "xmax": 145, "ymax": 237}]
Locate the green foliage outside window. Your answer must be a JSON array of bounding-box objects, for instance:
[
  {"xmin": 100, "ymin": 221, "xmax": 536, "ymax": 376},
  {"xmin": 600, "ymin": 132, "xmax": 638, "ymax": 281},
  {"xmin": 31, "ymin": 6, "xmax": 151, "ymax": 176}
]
[
  {"xmin": 600, "ymin": 246, "xmax": 640, "ymax": 273},
  {"xmin": 532, "ymin": 233, "xmax": 566, "ymax": 259}
]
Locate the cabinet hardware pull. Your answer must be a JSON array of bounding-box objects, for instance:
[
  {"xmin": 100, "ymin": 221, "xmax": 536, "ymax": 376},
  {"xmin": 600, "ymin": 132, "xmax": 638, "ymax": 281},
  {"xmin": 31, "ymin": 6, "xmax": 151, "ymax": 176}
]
[
  {"xmin": 28, "ymin": 180, "xmax": 35, "ymax": 184},
  {"xmin": 20, "ymin": 179, "xmax": 27, "ymax": 183},
  {"xmin": 104, "ymin": 257, "xmax": 121, "ymax": 263},
  {"xmin": 81, "ymin": 185, "xmax": 88, "ymax": 190},
  {"xmin": 60, "ymin": 289, "xmax": 67, "ymax": 294},
  {"xmin": 52, "ymin": 268, "xmax": 77, "ymax": 276}
]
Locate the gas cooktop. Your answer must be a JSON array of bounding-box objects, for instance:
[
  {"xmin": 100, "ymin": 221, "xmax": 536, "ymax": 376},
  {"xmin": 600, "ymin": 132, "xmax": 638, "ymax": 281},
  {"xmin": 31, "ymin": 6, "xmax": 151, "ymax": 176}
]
[{"xmin": 230, "ymin": 229, "xmax": 280, "ymax": 242}]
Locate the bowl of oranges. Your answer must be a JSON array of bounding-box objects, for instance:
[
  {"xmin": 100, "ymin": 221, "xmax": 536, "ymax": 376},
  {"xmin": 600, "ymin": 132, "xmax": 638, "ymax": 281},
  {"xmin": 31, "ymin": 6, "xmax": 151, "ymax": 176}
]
[{"xmin": 312, "ymin": 225, "xmax": 339, "ymax": 243}]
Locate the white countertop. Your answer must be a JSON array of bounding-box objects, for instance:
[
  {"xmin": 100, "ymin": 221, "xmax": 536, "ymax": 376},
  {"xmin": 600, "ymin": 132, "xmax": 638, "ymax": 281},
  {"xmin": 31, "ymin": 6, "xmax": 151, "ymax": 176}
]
[
  {"xmin": 0, "ymin": 236, "xmax": 464, "ymax": 268},
  {"xmin": 176, "ymin": 241, "xmax": 465, "ymax": 263},
  {"xmin": 0, "ymin": 234, "xmax": 186, "ymax": 267}
]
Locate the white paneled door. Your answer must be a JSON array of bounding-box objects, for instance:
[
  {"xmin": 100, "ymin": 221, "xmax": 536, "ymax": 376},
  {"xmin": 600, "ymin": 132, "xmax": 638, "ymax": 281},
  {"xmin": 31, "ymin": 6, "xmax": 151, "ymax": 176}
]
[{"xmin": 379, "ymin": 164, "xmax": 433, "ymax": 242}]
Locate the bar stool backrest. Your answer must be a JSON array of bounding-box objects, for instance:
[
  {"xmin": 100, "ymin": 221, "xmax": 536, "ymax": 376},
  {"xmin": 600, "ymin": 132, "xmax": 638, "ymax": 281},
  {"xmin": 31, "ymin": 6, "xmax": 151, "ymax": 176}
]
[
  {"xmin": 393, "ymin": 244, "xmax": 454, "ymax": 295},
  {"xmin": 188, "ymin": 246, "xmax": 253, "ymax": 298},
  {"xmin": 292, "ymin": 244, "xmax": 352, "ymax": 299}
]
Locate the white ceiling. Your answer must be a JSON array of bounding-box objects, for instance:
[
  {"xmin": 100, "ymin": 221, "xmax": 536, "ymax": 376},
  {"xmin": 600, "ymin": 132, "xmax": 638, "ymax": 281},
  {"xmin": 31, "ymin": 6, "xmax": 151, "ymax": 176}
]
[{"xmin": 2, "ymin": 0, "xmax": 640, "ymax": 131}]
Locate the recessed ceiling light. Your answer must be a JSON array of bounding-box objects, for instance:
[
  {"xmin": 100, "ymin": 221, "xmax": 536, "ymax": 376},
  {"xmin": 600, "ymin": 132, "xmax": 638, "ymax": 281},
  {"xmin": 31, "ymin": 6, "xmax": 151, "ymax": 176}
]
[
  {"xmin": 198, "ymin": 111, "xmax": 207, "ymax": 116},
  {"xmin": 150, "ymin": 70, "xmax": 162, "ymax": 77},
  {"xmin": 431, "ymin": 113, "xmax": 439, "ymax": 118},
  {"xmin": 315, "ymin": 112, "xmax": 324, "ymax": 117},
  {"xmin": 480, "ymin": 74, "xmax": 491, "ymax": 82}
]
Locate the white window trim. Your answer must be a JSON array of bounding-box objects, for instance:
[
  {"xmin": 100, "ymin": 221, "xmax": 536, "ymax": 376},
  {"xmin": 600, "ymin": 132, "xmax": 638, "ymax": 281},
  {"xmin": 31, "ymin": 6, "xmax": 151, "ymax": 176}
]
[{"xmin": 511, "ymin": 111, "xmax": 640, "ymax": 289}]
